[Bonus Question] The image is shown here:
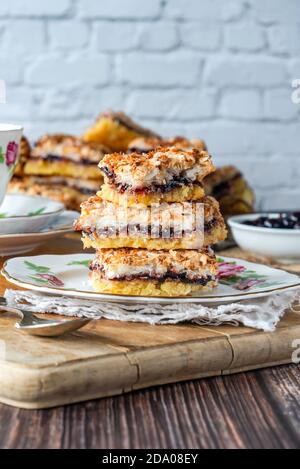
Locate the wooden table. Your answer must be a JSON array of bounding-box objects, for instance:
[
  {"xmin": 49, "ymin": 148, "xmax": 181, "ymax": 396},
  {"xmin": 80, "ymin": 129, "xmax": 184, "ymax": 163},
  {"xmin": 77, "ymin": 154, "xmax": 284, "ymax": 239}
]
[{"xmin": 0, "ymin": 236, "xmax": 299, "ymax": 449}]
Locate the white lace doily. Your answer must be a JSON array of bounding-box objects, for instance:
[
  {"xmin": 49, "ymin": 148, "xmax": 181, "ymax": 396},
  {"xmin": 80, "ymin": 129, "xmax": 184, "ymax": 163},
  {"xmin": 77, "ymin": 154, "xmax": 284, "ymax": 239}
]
[{"xmin": 4, "ymin": 289, "xmax": 300, "ymax": 332}]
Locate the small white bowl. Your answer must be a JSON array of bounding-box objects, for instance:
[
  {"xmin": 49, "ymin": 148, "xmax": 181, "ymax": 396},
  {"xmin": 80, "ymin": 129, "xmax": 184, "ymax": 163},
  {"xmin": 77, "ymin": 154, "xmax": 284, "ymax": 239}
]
[
  {"xmin": 0, "ymin": 194, "xmax": 64, "ymax": 234},
  {"xmin": 228, "ymin": 213, "xmax": 300, "ymax": 263}
]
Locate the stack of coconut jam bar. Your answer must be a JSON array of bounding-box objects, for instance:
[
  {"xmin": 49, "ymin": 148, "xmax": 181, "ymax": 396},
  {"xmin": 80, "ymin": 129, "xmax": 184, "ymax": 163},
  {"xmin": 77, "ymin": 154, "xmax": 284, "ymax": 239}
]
[
  {"xmin": 75, "ymin": 145, "xmax": 227, "ymax": 297},
  {"xmin": 10, "ymin": 135, "xmax": 110, "ymax": 210}
]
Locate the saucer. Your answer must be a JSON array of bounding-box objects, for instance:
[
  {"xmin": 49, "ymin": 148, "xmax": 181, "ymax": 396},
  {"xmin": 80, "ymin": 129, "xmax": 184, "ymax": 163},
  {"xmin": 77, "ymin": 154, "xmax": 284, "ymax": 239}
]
[
  {"xmin": 0, "ymin": 194, "xmax": 64, "ymax": 234},
  {"xmin": 0, "ymin": 210, "xmax": 79, "ymax": 256},
  {"xmin": 2, "ymin": 254, "xmax": 299, "ymax": 303}
]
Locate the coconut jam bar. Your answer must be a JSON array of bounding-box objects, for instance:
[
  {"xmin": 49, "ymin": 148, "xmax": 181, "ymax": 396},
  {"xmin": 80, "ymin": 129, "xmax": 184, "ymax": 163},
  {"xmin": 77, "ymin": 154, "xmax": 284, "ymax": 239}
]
[
  {"xmin": 24, "ymin": 134, "xmax": 109, "ymax": 180},
  {"xmin": 98, "ymin": 147, "xmax": 215, "ymax": 206},
  {"xmin": 203, "ymin": 165, "xmax": 255, "ymax": 218},
  {"xmin": 89, "ymin": 248, "xmax": 218, "ymax": 297},
  {"xmin": 74, "ymin": 195, "xmax": 227, "ymax": 250},
  {"xmin": 13, "ymin": 136, "xmax": 31, "ymax": 176},
  {"xmin": 9, "ymin": 176, "xmax": 101, "ymax": 210},
  {"xmin": 128, "ymin": 136, "xmax": 207, "ymax": 153},
  {"xmin": 83, "ymin": 111, "xmax": 160, "ymax": 152},
  {"xmin": 11, "ymin": 134, "xmax": 110, "ymax": 210}
]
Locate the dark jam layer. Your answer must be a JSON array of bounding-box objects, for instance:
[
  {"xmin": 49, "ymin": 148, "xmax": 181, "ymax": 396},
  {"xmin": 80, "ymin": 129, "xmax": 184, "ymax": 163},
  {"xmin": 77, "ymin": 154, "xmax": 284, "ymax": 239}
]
[
  {"xmin": 109, "ymin": 273, "xmax": 213, "ymax": 285},
  {"xmin": 212, "ymin": 172, "xmax": 241, "ymax": 197},
  {"xmin": 106, "ymin": 112, "xmax": 158, "ymax": 137},
  {"xmin": 126, "ymin": 146, "xmax": 151, "ymax": 154},
  {"xmin": 101, "ymin": 166, "xmax": 115, "ymax": 179},
  {"xmin": 34, "ymin": 155, "xmax": 97, "ymax": 166},
  {"xmin": 243, "ymin": 212, "xmax": 300, "ymax": 229},
  {"xmin": 83, "ymin": 218, "xmax": 216, "ymax": 237},
  {"xmin": 90, "ymin": 265, "xmax": 212, "ymax": 285},
  {"xmin": 79, "ymin": 187, "xmax": 96, "ymax": 195},
  {"xmin": 30, "ymin": 177, "xmax": 96, "ymax": 196}
]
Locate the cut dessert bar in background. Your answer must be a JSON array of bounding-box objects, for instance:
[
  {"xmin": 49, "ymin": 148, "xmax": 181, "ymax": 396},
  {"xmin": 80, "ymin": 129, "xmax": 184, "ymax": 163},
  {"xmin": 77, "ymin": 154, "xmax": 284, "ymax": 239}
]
[
  {"xmin": 83, "ymin": 110, "xmax": 160, "ymax": 152},
  {"xmin": 128, "ymin": 136, "xmax": 207, "ymax": 153},
  {"xmin": 9, "ymin": 134, "xmax": 110, "ymax": 210}
]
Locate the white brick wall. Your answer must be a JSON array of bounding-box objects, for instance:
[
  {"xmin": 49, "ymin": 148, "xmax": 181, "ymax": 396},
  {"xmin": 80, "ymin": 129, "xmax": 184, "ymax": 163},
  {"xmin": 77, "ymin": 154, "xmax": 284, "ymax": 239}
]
[{"xmin": 0, "ymin": 0, "xmax": 299, "ymax": 209}]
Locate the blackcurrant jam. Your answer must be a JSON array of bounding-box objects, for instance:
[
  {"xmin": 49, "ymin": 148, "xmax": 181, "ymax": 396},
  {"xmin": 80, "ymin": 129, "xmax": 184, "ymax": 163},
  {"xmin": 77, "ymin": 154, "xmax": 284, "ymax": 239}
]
[{"xmin": 243, "ymin": 212, "xmax": 300, "ymax": 229}]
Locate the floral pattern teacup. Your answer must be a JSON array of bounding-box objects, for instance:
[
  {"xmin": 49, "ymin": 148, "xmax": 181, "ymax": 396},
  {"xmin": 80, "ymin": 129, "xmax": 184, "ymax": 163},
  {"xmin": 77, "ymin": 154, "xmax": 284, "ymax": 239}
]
[{"xmin": 0, "ymin": 124, "xmax": 23, "ymax": 206}]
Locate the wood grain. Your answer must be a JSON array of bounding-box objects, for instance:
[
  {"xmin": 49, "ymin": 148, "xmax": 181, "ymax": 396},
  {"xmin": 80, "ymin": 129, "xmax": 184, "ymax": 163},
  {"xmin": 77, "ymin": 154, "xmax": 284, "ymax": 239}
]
[{"xmin": 0, "ymin": 364, "xmax": 299, "ymax": 449}]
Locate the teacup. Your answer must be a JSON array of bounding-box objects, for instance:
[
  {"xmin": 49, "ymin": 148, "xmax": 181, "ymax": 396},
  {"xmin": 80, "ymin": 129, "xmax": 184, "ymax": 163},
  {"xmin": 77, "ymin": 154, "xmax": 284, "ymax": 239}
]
[{"xmin": 0, "ymin": 124, "xmax": 23, "ymax": 206}]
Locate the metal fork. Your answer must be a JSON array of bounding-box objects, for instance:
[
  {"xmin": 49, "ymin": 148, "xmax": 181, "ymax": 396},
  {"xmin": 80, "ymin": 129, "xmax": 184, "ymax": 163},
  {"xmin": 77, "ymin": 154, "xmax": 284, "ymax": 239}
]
[{"xmin": 0, "ymin": 296, "xmax": 91, "ymax": 337}]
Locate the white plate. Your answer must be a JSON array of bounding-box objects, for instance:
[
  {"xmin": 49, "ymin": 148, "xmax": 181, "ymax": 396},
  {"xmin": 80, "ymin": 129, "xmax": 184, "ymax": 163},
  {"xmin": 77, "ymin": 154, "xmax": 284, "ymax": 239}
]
[
  {"xmin": 228, "ymin": 213, "xmax": 300, "ymax": 263},
  {"xmin": 0, "ymin": 211, "xmax": 79, "ymax": 256},
  {"xmin": 2, "ymin": 254, "xmax": 299, "ymax": 304},
  {"xmin": 0, "ymin": 194, "xmax": 64, "ymax": 234}
]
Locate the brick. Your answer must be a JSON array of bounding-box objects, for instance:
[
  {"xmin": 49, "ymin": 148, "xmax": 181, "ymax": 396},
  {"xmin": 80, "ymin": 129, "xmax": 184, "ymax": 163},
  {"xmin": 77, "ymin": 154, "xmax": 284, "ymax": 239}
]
[
  {"xmin": 25, "ymin": 55, "xmax": 110, "ymax": 86},
  {"xmin": 126, "ymin": 89, "xmax": 216, "ymax": 120},
  {"xmin": 184, "ymin": 122, "xmax": 300, "ymax": 156},
  {"xmin": 143, "ymin": 120, "xmax": 186, "ymax": 138},
  {"xmin": 0, "ymin": 79, "xmax": 5, "ymax": 104},
  {"xmin": 277, "ymin": 123, "xmax": 300, "ymax": 154},
  {"xmin": 289, "ymin": 60, "xmax": 300, "ymax": 78},
  {"xmin": 205, "ymin": 58, "xmax": 287, "ymax": 87},
  {"xmin": 94, "ymin": 22, "xmax": 140, "ymax": 51},
  {"xmin": 78, "ymin": 87, "xmax": 125, "ymax": 116},
  {"xmin": 117, "ymin": 52, "xmax": 201, "ymax": 87},
  {"xmin": 263, "ymin": 88, "xmax": 299, "ymax": 121},
  {"xmin": 38, "ymin": 87, "xmax": 125, "ymax": 119},
  {"xmin": 0, "ymin": 56, "xmax": 23, "ymax": 84},
  {"xmin": 219, "ymin": 90, "xmax": 261, "ymax": 119},
  {"xmin": 165, "ymin": 0, "xmax": 245, "ymax": 21},
  {"xmin": 37, "ymin": 90, "xmax": 87, "ymax": 120},
  {"xmin": 0, "ymin": 20, "xmax": 5, "ymax": 34},
  {"xmin": 1, "ymin": 20, "xmax": 45, "ymax": 55},
  {"xmin": 80, "ymin": 0, "xmax": 161, "ymax": 19},
  {"xmin": 26, "ymin": 120, "xmax": 92, "ymax": 142},
  {"xmin": 253, "ymin": 0, "xmax": 300, "ymax": 24},
  {"xmin": 48, "ymin": 21, "xmax": 89, "ymax": 50},
  {"xmin": 227, "ymin": 156, "xmax": 295, "ymax": 189},
  {"xmin": 0, "ymin": 4, "xmax": 11, "ymax": 16},
  {"xmin": 0, "ymin": 87, "xmax": 35, "ymax": 120},
  {"xmin": 139, "ymin": 22, "xmax": 178, "ymax": 51},
  {"xmin": 180, "ymin": 22, "xmax": 221, "ymax": 51},
  {"xmin": 0, "ymin": 0, "xmax": 71, "ymax": 17},
  {"xmin": 183, "ymin": 122, "xmax": 264, "ymax": 155},
  {"xmin": 268, "ymin": 26, "xmax": 300, "ymax": 55},
  {"xmin": 291, "ymin": 79, "xmax": 300, "ymax": 105},
  {"xmin": 225, "ymin": 23, "xmax": 265, "ymax": 52}
]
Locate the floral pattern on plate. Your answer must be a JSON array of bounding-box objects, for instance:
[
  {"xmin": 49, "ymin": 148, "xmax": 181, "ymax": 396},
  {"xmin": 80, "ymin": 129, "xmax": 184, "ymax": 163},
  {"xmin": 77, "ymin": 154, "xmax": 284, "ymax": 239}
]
[
  {"xmin": 23, "ymin": 259, "xmax": 90, "ymax": 288},
  {"xmin": 217, "ymin": 258, "xmax": 279, "ymax": 290},
  {"xmin": 0, "ymin": 207, "xmax": 46, "ymax": 218},
  {"xmin": 24, "ymin": 260, "xmax": 64, "ymax": 287}
]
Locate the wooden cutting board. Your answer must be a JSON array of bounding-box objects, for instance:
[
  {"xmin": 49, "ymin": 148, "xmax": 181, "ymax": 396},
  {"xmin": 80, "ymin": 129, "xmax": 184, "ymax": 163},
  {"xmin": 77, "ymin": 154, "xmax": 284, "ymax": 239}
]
[{"xmin": 0, "ymin": 236, "xmax": 299, "ymax": 409}]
